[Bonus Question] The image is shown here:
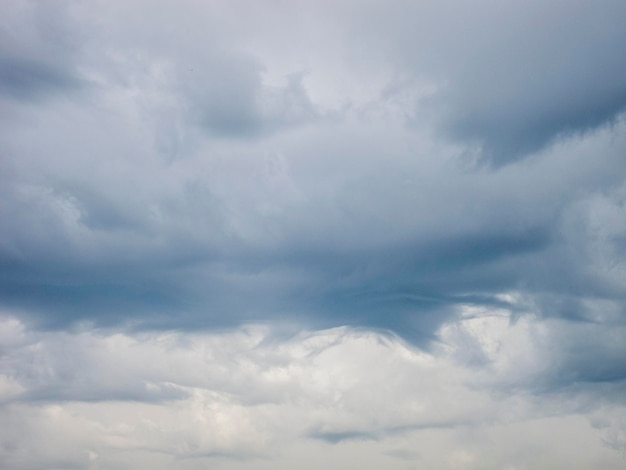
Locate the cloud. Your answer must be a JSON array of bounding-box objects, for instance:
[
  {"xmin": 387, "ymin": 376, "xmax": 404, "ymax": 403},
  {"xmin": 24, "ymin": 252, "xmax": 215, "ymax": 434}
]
[
  {"xmin": 3, "ymin": 115, "xmax": 624, "ymax": 336},
  {"xmin": 1, "ymin": 2, "xmax": 625, "ymax": 466},
  {"xmin": 0, "ymin": 0, "xmax": 624, "ymax": 338},
  {"xmin": 0, "ymin": 0, "xmax": 85, "ymax": 102},
  {"xmin": 1, "ymin": 310, "xmax": 625, "ymax": 469},
  {"xmin": 350, "ymin": 0, "xmax": 626, "ymax": 166},
  {"xmin": 0, "ymin": 55, "xmax": 83, "ymax": 101}
]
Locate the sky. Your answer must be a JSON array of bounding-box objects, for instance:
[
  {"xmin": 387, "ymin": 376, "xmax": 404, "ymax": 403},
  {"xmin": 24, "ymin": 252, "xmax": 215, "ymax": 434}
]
[{"xmin": 1, "ymin": 0, "xmax": 626, "ymax": 468}]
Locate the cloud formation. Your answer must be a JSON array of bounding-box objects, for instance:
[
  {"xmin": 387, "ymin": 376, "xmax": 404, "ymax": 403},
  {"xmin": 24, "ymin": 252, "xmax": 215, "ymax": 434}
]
[
  {"xmin": 352, "ymin": 0, "xmax": 626, "ymax": 165},
  {"xmin": 1, "ymin": 310, "xmax": 625, "ymax": 469},
  {"xmin": 1, "ymin": 1, "xmax": 625, "ymax": 468}
]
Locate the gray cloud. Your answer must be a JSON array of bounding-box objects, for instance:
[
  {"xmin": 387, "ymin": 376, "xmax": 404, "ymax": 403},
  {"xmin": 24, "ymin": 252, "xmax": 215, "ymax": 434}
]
[
  {"xmin": 308, "ymin": 430, "xmax": 377, "ymax": 444},
  {"xmin": 351, "ymin": 0, "xmax": 626, "ymax": 165},
  {"xmin": 0, "ymin": 55, "xmax": 82, "ymax": 100},
  {"xmin": 3, "ymin": 3, "xmax": 626, "ymax": 468},
  {"xmin": 0, "ymin": 0, "xmax": 624, "ymax": 423},
  {"xmin": 0, "ymin": 0, "xmax": 85, "ymax": 102},
  {"xmin": 1, "ymin": 111, "xmax": 625, "ymax": 340}
]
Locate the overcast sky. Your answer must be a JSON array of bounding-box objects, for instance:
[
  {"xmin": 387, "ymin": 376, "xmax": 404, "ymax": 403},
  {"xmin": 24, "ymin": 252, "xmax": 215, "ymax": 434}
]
[{"xmin": 1, "ymin": 0, "xmax": 626, "ymax": 468}]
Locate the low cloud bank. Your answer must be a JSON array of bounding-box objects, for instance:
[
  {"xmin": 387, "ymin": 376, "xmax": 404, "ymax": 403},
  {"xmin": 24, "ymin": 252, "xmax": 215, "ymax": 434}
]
[{"xmin": 1, "ymin": 304, "xmax": 625, "ymax": 469}]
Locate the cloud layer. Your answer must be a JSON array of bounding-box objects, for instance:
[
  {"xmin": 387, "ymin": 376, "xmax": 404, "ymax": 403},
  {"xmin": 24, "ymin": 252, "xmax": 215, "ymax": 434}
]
[
  {"xmin": 1, "ymin": 309, "xmax": 625, "ymax": 469},
  {"xmin": 1, "ymin": 1, "xmax": 625, "ymax": 468}
]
